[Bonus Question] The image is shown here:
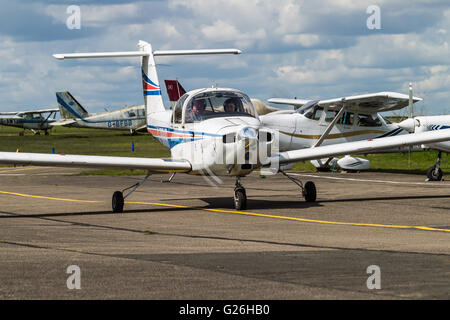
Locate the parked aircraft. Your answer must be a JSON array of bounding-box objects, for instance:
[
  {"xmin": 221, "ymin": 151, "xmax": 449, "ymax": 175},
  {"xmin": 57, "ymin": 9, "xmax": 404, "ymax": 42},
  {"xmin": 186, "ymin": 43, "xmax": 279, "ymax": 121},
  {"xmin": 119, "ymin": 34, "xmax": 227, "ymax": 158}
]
[
  {"xmin": 0, "ymin": 108, "xmax": 59, "ymax": 135},
  {"xmin": 53, "ymin": 91, "xmax": 146, "ymax": 134},
  {"xmin": 398, "ymin": 115, "xmax": 450, "ymax": 181},
  {"xmin": 263, "ymin": 92, "xmax": 422, "ymax": 171},
  {"xmin": 1, "ymin": 41, "xmax": 450, "ymax": 213}
]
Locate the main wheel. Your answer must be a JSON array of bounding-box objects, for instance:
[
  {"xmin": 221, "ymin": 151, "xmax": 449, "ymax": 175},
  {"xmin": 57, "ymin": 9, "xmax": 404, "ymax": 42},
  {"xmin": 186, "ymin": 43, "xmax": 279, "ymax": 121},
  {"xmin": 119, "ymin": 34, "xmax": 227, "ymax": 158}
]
[
  {"xmin": 303, "ymin": 181, "xmax": 317, "ymax": 202},
  {"xmin": 112, "ymin": 191, "xmax": 124, "ymax": 213},
  {"xmin": 427, "ymin": 166, "xmax": 443, "ymax": 181},
  {"xmin": 234, "ymin": 188, "xmax": 247, "ymax": 210}
]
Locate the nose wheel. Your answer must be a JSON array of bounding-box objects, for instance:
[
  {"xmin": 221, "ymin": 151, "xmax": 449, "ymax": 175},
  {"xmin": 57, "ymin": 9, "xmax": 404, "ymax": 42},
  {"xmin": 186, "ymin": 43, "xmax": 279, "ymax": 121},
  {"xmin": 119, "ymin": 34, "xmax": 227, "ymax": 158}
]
[{"xmin": 234, "ymin": 178, "xmax": 247, "ymax": 210}]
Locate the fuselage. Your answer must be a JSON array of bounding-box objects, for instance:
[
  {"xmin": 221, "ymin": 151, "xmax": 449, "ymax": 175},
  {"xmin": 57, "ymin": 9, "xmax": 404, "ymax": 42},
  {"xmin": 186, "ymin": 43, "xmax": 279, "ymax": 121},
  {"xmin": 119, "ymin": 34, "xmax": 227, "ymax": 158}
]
[
  {"xmin": 0, "ymin": 115, "xmax": 55, "ymax": 130},
  {"xmin": 66, "ymin": 106, "xmax": 146, "ymax": 131},
  {"xmin": 260, "ymin": 109, "xmax": 410, "ymax": 152},
  {"xmin": 145, "ymin": 88, "xmax": 275, "ymax": 177}
]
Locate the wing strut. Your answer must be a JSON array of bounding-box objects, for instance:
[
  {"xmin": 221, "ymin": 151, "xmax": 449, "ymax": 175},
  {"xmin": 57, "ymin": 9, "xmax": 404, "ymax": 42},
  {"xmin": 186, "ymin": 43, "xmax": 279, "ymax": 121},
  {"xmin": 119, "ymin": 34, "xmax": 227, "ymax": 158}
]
[{"xmin": 312, "ymin": 99, "xmax": 347, "ymax": 148}]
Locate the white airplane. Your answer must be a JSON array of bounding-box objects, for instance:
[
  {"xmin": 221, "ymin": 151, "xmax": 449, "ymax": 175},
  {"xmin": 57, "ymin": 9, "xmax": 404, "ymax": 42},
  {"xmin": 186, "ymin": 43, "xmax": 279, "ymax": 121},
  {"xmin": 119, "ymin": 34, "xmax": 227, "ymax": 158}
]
[
  {"xmin": 1, "ymin": 40, "xmax": 450, "ymax": 214},
  {"xmin": 262, "ymin": 92, "xmax": 422, "ymax": 170},
  {"xmin": 53, "ymin": 91, "xmax": 146, "ymax": 134},
  {"xmin": 398, "ymin": 115, "xmax": 450, "ymax": 181},
  {"xmin": 0, "ymin": 108, "xmax": 59, "ymax": 135}
]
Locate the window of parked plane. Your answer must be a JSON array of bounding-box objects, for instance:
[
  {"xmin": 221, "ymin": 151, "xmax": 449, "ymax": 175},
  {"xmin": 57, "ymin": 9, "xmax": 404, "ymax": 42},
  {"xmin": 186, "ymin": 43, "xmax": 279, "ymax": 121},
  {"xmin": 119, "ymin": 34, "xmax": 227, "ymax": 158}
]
[
  {"xmin": 379, "ymin": 114, "xmax": 392, "ymax": 124},
  {"xmin": 173, "ymin": 93, "xmax": 188, "ymax": 123},
  {"xmin": 304, "ymin": 106, "xmax": 322, "ymax": 121},
  {"xmin": 357, "ymin": 114, "xmax": 382, "ymax": 127},
  {"xmin": 127, "ymin": 111, "xmax": 136, "ymax": 117},
  {"xmin": 338, "ymin": 111, "xmax": 354, "ymax": 126},
  {"xmin": 324, "ymin": 109, "xmax": 337, "ymax": 122}
]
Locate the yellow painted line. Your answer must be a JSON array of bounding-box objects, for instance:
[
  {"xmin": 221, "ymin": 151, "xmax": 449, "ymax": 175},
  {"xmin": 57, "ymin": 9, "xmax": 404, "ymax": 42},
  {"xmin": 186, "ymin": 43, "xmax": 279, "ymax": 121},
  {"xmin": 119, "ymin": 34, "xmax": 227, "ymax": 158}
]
[
  {"xmin": 0, "ymin": 167, "xmax": 42, "ymax": 174},
  {"xmin": 0, "ymin": 189, "xmax": 448, "ymax": 233},
  {"xmin": 0, "ymin": 190, "xmax": 102, "ymax": 203},
  {"xmin": 128, "ymin": 201, "xmax": 450, "ymax": 233}
]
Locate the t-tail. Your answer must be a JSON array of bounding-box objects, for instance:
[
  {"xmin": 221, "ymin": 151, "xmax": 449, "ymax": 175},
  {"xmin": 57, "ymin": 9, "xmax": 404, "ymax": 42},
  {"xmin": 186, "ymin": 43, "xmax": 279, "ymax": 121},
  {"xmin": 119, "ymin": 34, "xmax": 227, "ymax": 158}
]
[
  {"xmin": 56, "ymin": 91, "xmax": 89, "ymax": 119},
  {"xmin": 164, "ymin": 79, "xmax": 187, "ymax": 108},
  {"xmin": 53, "ymin": 41, "xmax": 241, "ymax": 122}
]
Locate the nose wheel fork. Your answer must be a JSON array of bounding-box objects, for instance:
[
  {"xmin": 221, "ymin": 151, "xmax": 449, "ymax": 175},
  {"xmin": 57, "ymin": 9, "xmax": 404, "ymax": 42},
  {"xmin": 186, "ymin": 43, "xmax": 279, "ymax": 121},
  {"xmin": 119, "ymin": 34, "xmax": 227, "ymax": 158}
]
[{"xmin": 234, "ymin": 177, "xmax": 247, "ymax": 210}]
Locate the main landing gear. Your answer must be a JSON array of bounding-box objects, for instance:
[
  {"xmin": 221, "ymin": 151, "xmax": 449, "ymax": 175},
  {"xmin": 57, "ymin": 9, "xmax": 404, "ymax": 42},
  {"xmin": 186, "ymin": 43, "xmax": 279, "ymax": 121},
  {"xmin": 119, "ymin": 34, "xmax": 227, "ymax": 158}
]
[
  {"xmin": 279, "ymin": 170, "xmax": 317, "ymax": 202},
  {"xmin": 112, "ymin": 171, "xmax": 151, "ymax": 213},
  {"xmin": 426, "ymin": 151, "xmax": 444, "ymax": 181},
  {"xmin": 232, "ymin": 172, "xmax": 317, "ymax": 210}
]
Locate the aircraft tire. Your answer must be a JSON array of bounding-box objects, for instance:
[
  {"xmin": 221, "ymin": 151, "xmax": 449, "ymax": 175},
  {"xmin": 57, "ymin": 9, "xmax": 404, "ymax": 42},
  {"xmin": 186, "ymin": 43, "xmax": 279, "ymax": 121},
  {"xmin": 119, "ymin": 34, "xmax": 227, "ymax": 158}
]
[
  {"xmin": 427, "ymin": 166, "xmax": 443, "ymax": 181},
  {"xmin": 112, "ymin": 191, "xmax": 124, "ymax": 213},
  {"xmin": 234, "ymin": 188, "xmax": 247, "ymax": 210},
  {"xmin": 304, "ymin": 181, "xmax": 317, "ymax": 202}
]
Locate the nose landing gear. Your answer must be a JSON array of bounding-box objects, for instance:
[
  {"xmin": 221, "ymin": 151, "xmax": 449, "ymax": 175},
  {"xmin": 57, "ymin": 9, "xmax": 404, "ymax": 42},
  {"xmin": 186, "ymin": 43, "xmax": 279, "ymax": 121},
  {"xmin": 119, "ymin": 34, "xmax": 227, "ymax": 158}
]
[{"xmin": 234, "ymin": 177, "xmax": 247, "ymax": 210}]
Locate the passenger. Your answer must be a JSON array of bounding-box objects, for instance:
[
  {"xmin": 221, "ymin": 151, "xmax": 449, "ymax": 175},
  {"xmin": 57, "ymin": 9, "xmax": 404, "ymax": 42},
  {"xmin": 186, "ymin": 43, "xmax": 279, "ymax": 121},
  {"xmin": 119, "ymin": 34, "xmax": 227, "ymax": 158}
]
[{"xmin": 224, "ymin": 99, "xmax": 237, "ymax": 113}]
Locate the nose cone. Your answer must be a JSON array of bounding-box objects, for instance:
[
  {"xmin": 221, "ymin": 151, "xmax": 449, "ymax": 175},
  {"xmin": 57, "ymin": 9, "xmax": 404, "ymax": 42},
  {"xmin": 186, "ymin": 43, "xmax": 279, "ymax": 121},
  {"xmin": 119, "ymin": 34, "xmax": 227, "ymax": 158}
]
[
  {"xmin": 237, "ymin": 126, "xmax": 258, "ymax": 140},
  {"xmin": 398, "ymin": 118, "xmax": 416, "ymax": 133}
]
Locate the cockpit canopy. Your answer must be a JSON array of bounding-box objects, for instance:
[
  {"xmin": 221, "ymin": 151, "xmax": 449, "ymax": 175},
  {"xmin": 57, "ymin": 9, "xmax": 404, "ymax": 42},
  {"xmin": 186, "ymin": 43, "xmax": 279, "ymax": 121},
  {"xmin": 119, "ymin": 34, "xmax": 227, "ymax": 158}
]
[{"xmin": 173, "ymin": 89, "xmax": 256, "ymax": 124}]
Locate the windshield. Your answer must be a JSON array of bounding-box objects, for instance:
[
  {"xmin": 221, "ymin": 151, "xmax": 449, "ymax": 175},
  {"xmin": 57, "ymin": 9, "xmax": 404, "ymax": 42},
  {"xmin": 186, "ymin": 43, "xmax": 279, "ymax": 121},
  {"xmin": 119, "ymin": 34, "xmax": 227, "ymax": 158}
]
[{"xmin": 184, "ymin": 91, "xmax": 255, "ymax": 123}]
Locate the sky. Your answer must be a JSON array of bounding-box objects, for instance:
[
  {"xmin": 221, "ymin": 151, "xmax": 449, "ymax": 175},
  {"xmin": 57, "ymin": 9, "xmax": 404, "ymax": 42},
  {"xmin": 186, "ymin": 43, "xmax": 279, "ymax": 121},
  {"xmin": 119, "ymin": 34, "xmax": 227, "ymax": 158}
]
[{"xmin": 0, "ymin": 0, "xmax": 449, "ymax": 116}]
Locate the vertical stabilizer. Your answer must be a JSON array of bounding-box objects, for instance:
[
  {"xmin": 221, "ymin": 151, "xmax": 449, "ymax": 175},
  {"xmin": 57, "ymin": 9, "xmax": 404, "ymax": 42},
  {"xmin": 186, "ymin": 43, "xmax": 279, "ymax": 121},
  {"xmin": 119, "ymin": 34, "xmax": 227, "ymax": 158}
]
[
  {"xmin": 164, "ymin": 79, "xmax": 187, "ymax": 108},
  {"xmin": 56, "ymin": 91, "xmax": 89, "ymax": 119},
  {"xmin": 139, "ymin": 41, "xmax": 165, "ymax": 114}
]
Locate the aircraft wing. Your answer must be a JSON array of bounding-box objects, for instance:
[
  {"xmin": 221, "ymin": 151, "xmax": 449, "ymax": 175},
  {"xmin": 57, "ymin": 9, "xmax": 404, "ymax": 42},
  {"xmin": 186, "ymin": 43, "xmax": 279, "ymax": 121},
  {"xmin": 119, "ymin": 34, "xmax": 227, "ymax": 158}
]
[
  {"xmin": 269, "ymin": 92, "xmax": 422, "ymax": 113},
  {"xmin": 0, "ymin": 152, "xmax": 191, "ymax": 173},
  {"xmin": 270, "ymin": 129, "xmax": 450, "ymax": 165},
  {"xmin": 0, "ymin": 112, "xmax": 20, "ymax": 116},
  {"xmin": 21, "ymin": 108, "xmax": 60, "ymax": 114},
  {"xmin": 267, "ymin": 98, "xmax": 310, "ymax": 108},
  {"xmin": 51, "ymin": 119, "xmax": 77, "ymax": 126}
]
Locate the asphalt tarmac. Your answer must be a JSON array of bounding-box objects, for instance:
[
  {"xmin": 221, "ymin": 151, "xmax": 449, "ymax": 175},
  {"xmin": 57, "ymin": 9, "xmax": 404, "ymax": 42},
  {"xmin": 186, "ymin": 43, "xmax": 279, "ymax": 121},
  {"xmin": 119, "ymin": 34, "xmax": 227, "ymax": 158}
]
[{"xmin": 0, "ymin": 166, "xmax": 449, "ymax": 299}]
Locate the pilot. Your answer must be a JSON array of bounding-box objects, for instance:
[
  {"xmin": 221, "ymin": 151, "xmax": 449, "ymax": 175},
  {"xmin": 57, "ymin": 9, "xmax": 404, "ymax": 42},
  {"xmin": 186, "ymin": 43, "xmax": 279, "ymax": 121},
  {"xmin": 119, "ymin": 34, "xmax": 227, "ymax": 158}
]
[
  {"xmin": 188, "ymin": 98, "xmax": 206, "ymax": 122},
  {"xmin": 223, "ymin": 98, "xmax": 238, "ymax": 113}
]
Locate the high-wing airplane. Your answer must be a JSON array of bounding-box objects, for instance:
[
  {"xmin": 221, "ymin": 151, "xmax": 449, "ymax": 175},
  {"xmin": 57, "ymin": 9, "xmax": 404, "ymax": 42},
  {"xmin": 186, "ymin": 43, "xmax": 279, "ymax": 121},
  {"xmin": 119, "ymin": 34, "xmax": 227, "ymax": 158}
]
[
  {"xmin": 1, "ymin": 40, "xmax": 450, "ymax": 214},
  {"xmin": 262, "ymin": 92, "xmax": 422, "ymax": 170},
  {"xmin": 0, "ymin": 108, "xmax": 59, "ymax": 135},
  {"xmin": 53, "ymin": 91, "xmax": 146, "ymax": 134},
  {"xmin": 398, "ymin": 115, "xmax": 450, "ymax": 181}
]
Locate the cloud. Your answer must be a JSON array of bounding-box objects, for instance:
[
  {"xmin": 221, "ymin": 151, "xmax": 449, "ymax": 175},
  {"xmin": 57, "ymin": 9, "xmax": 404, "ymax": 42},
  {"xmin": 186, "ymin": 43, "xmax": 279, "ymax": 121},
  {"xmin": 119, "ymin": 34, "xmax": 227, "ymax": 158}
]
[{"xmin": 0, "ymin": 0, "xmax": 448, "ymax": 115}]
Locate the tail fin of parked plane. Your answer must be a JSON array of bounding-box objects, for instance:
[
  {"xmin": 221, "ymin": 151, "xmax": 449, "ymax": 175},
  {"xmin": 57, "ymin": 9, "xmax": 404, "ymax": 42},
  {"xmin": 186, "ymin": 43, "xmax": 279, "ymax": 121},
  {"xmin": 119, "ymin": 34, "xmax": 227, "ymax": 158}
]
[
  {"xmin": 164, "ymin": 79, "xmax": 187, "ymax": 108},
  {"xmin": 56, "ymin": 91, "xmax": 89, "ymax": 119}
]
